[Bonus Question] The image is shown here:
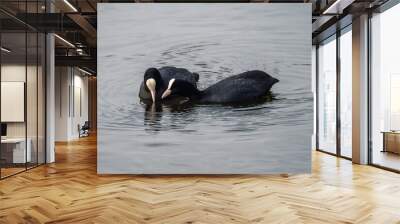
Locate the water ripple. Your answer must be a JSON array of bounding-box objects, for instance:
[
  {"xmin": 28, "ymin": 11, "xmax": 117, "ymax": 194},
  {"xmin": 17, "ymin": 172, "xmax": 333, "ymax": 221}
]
[{"xmin": 100, "ymin": 36, "xmax": 312, "ymax": 142}]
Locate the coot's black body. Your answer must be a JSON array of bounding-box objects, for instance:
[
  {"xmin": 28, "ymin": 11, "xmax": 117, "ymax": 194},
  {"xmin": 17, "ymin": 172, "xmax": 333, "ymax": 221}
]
[
  {"xmin": 200, "ymin": 70, "xmax": 278, "ymax": 103},
  {"xmin": 165, "ymin": 70, "xmax": 279, "ymax": 104},
  {"xmin": 138, "ymin": 66, "xmax": 199, "ymax": 102}
]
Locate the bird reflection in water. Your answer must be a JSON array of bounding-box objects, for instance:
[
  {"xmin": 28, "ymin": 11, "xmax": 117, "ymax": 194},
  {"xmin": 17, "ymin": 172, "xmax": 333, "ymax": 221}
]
[
  {"xmin": 143, "ymin": 102, "xmax": 163, "ymax": 133},
  {"xmin": 142, "ymin": 96, "xmax": 193, "ymax": 133}
]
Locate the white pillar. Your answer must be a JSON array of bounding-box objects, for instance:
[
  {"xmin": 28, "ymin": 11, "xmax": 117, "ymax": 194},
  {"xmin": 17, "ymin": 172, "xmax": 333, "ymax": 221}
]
[
  {"xmin": 46, "ymin": 1, "xmax": 55, "ymax": 163},
  {"xmin": 352, "ymin": 14, "xmax": 369, "ymax": 164},
  {"xmin": 46, "ymin": 33, "xmax": 55, "ymax": 163}
]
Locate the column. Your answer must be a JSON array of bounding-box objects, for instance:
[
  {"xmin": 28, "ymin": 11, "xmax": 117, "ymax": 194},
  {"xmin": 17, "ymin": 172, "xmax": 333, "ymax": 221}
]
[{"xmin": 352, "ymin": 14, "xmax": 369, "ymax": 164}]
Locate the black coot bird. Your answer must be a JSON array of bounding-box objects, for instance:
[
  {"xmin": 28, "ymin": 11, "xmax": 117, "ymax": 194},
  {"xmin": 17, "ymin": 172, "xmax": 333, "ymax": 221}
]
[
  {"xmin": 138, "ymin": 66, "xmax": 199, "ymax": 103},
  {"xmin": 161, "ymin": 70, "xmax": 279, "ymax": 104}
]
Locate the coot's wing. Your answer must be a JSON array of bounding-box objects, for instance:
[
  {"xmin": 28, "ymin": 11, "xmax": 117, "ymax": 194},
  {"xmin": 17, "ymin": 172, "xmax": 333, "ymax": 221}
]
[
  {"xmin": 201, "ymin": 71, "xmax": 278, "ymax": 103},
  {"xmin": 159, "ymin": 66, "xmax": 199, "ymax": 87}
]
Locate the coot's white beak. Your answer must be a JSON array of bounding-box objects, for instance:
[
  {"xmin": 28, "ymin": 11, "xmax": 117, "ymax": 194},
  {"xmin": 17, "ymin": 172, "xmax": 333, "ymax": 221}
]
[
  {"xmin": 161, "ymin": 89, "xmax": 171, "ymax": 99},
  {"xmin": 161, "ymin": 79, "xmax": 175, "ymax": 99},
  {"xmin": 146, "ymin": 78, "xmax": 156, "ymax": 102}
]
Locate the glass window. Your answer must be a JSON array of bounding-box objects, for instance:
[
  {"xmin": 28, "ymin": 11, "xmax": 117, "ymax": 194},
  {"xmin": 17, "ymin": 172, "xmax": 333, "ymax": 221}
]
[
  {"xmin": 339, "ymin": 27, "xmax": 352, "ymax": 158},
  {"xmin": 318, "ymin": 35, "xmax": 337, "ymax": 154},
  {"xmin": 0, "ymin": 2, "xmax": 46, "ymax": 179},
  {"xmin": 312, "ymin": 45, "xmax": 317, "ymax": 150},
  {"xmin": 371, "ymin": 3, "xmax": 400, "ymax": 171},
  {"xmin": 1, "ymin": 31, "xmax": 28, "ymax": 177}
]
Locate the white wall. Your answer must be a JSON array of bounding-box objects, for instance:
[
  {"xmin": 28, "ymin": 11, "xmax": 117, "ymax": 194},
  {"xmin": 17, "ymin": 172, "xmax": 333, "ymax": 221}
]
[
  {"xmin": 55, "ymin": 67, "xmax": 89, "ymax": 141},
  {"xmin": 55, "ymin": 66, "xmax": 70, "ymax": 141},
  {"xmin": 71, "ymin": 73, "xmax": 89, "ymax": 138}
]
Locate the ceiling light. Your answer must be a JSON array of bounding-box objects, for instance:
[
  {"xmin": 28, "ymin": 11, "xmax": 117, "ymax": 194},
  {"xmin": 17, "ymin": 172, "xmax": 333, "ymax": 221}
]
[
  {"xmin": 76, "ymin": 48, "xmax": 85, "ymax": 55},
  {"xmin": 63, "ymin": 0, "xmax": 78, "ymax": 12},
  {"xmin": 1, "ymin": 47, "xmax": 11, "ymax": 53},
  {"xmin": 78, "ymin": 67, "xmax": 93, "ymax": 76},
  {"xmin": 54, "ymin": 34, "xmax": 75, "ymax": 48}
]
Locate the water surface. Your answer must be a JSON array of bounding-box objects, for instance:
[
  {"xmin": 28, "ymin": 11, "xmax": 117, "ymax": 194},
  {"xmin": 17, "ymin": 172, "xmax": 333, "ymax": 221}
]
[{"xmin": 98, "ymin": 4, "xmax": 312, "ymax": 174}]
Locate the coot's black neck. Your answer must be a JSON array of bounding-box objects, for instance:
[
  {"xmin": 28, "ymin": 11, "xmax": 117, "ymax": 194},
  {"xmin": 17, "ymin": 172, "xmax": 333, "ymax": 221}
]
[{"xmin": 173, "ymin": 80, "xmax": 203, "ymax": 100}]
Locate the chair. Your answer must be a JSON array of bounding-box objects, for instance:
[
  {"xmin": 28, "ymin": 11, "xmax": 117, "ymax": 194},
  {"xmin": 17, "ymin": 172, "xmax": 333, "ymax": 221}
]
[{"xmin": 79, "ymin": 121, "xmax": 90, "ymax": 138}]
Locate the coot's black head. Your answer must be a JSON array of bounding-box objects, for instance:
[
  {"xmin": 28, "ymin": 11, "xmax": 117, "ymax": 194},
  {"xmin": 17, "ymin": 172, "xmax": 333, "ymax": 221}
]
[
  {"xmin": 161, "ymin": 79, "xmax": 200, "ymax": 100},
  {"xmin": 144, "ymin": 68, "xmax": 162, "ymax": 102}
]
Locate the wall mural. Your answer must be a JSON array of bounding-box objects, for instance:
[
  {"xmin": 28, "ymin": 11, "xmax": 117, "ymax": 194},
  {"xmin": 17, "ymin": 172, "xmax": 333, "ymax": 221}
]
[{"xmin": 98, "ymin": 4, "xmax": 312, "ymax": 174}]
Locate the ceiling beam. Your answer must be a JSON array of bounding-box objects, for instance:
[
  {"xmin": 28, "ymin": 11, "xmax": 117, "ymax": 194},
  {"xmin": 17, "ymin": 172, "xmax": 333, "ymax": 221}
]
[
  {"xmin": 67, "ymin": 13, "xmax": 97, "ymax": 46},
  {"xmin": 55, "ymin": 55, "xmax": 96, "ymax": 71}
]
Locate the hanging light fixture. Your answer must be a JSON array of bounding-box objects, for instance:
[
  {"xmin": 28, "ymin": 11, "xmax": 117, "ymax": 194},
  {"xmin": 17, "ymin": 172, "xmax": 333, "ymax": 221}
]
[
  {"xmin": 1, "ymin": 47, "xmax": 11, "ymax": 53},
  {"xmin": 54, "ymin": 34, "xmax": 75, "ymax": 48}
]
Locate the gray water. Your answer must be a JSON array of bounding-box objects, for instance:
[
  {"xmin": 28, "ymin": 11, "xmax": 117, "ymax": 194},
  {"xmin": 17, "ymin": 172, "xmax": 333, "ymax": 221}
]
[{"xmin": 98, "ymin": 4, "xmax": 313, "ymax": 174}]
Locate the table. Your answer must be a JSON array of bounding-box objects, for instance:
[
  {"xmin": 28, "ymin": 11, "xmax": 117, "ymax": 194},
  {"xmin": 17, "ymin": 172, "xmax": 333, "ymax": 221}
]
[{"xmin": 382, "ymin": 131, "xmax": 400, "ymax": 154}]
